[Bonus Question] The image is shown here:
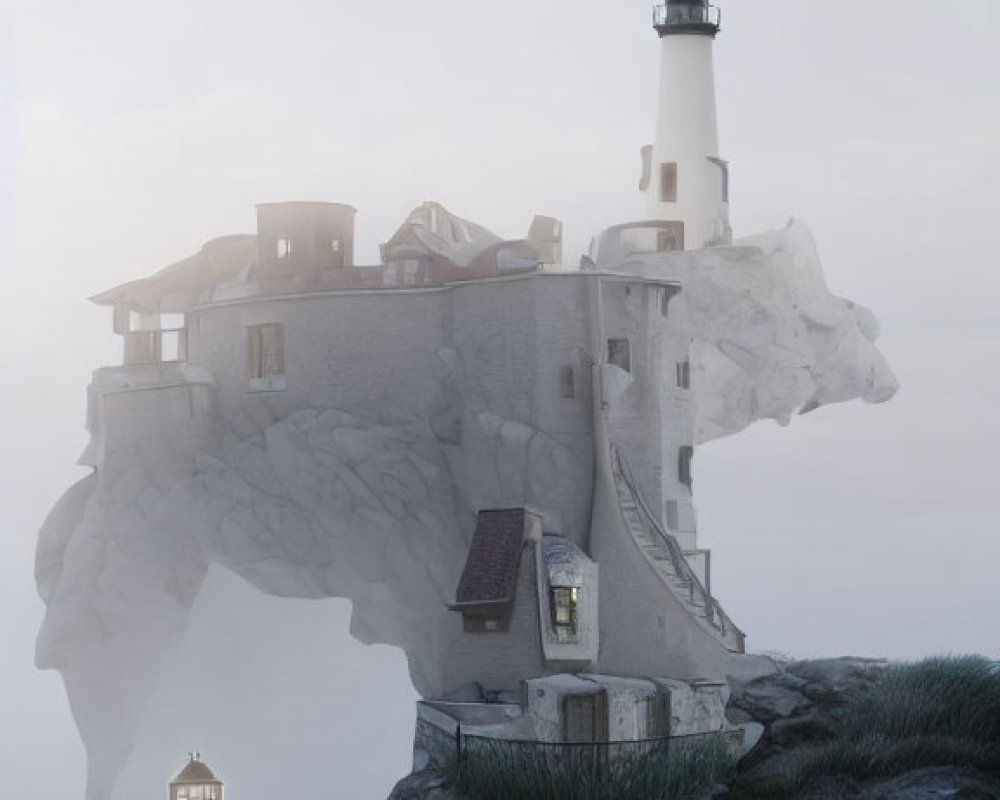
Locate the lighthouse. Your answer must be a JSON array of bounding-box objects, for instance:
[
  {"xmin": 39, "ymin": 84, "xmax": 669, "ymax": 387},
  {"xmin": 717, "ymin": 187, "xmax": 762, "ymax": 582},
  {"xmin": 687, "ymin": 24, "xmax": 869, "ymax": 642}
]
[{"xmin": 641, "ymin": 1, "xmax": 731, "ymax": 250}]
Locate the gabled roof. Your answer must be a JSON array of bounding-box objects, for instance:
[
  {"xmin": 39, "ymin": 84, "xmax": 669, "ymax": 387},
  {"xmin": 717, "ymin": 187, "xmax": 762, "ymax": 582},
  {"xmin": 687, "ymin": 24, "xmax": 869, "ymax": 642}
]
[{"xmin": 454, "ymin": 509, "xmax": 527, "ymax": 607}]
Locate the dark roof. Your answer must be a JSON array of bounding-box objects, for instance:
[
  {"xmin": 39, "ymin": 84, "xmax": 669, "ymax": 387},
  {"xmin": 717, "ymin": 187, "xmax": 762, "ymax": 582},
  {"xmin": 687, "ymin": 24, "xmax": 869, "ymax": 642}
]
[
  {"xmin": 454, "ymin": 509, "xmax": 527, "ymax": 606},
  {"xmin": 171, "ymin": 757, "xmax": 222, "ymax": 785}
]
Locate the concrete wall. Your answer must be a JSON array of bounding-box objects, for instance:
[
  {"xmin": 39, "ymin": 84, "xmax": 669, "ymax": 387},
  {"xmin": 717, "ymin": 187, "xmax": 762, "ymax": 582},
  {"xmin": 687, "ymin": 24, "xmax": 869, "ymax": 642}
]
[
  {"xmin": 187, "ymin": 290, "xmax": 450, "ymax": 439},
  {"xmin": 450, "ymin": 274, "xmax": 596, "ymax": 547},
  {"xmin": 590, "ymin": 351, "xmax": 726, "ymax": 680},
  {"xmin": 438, "ymin": 541, "xmax": 546, "ymax": 695}
]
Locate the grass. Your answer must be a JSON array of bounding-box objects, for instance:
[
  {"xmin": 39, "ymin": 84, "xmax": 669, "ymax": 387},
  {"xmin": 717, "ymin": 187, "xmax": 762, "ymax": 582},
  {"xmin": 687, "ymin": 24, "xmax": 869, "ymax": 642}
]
[
  {"xmin": 734, "ymin": 655, "xmax": 1000, "ymax": 798},
  {"xmin": 443, "ymin": 736, "xmax": 736, "ymax": 800}
]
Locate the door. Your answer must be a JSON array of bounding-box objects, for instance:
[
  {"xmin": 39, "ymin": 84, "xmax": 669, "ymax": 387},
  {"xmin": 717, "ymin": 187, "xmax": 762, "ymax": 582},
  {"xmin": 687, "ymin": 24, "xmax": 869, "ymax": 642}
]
[{"xmin": 561, "ymin": 691, "xmax": 608, "ymax": 776}]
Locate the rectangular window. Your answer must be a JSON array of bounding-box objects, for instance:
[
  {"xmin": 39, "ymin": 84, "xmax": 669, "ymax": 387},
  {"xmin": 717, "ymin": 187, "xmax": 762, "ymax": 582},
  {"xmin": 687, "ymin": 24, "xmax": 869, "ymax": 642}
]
[
  {"xmin": 403, "ymin": 260, "xmax": 419, "ymax": 286},
  {"xmin": 276, "ymin": 236, "xmax": 292, "ymax": 259},
  {"xmin": 666, "ymin": 500, "xmax": 679, "ymax": 531},
  {"xmin": 160, "ymin": 329, "xmax": 186, "ymax": 362},
  {"xmin": 159, "ymin": 312, "xmax": 185, "ymax": 330},
  {"xmin": 678, "ymin": 445, "xmax": 694, "ymax": 489},
  {"xmin": 247, "ymin": 324, "xmax": 285, "ymax": 390},
  {"xmin": 560, "ymin": 365, "xmax": 576, "ymax": 399},
  {"xmin": 660, "ymin": 162, "xmax": 678, "ymax": 202},
  {"xmin": 607, "ymin": 338, "xmax": 631, "ymax": 373},
  {"xmin": 551, "ymin": 587, "xmax": 579, "ymax": 639},
  {"xmin": 676, "ymin": 360, "xmax": 690, "ymax": 389},
  {"xmin": 462, "ymin": 613, "xmax": 506, "ymax": 633},
  {"xmin": 657, "ymin": 221, "xmax": 685, "ymax": 252}
]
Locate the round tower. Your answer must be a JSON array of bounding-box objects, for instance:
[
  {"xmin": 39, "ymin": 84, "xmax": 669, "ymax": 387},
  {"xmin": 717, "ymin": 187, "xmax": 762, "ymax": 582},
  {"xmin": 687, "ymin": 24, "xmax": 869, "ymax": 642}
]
[{"xmin": 642, "ymin": 1, "xmax": 731, "ymax": 250}]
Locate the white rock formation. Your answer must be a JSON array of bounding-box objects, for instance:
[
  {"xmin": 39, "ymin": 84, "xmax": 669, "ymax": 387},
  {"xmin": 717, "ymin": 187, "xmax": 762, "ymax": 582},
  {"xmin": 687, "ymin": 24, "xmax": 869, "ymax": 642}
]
[{"xmin": 672, "ymin": 220, "xmax": 897, "ymax": 443}]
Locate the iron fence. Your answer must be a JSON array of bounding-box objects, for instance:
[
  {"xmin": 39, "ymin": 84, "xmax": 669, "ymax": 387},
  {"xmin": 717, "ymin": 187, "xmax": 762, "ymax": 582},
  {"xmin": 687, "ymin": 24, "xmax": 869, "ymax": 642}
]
[{"xmin": 457, "ymin": 729, "xmax": 739, "ymax": 778}]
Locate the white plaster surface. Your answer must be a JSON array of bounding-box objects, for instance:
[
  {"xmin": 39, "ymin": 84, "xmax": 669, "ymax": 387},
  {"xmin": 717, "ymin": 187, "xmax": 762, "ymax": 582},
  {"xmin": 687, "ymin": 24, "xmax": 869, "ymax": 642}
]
[
  {"xmin": 36, "ymin": 221, "xmax": 896, "ymax": 800},
  {"xmin": 645, "ymin": 33, "xmax": 729, "ymax": 248}
]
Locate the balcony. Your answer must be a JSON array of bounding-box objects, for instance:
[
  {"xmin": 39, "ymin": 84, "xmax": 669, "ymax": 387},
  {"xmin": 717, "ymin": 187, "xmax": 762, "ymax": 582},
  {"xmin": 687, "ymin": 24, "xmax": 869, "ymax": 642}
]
[{"xmin": 652, "ymin": 3, "xmax": 721, "ymax": 34}]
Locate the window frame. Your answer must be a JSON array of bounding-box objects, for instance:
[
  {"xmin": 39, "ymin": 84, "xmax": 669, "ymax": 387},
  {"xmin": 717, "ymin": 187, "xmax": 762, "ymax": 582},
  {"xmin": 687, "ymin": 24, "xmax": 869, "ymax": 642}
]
[
  {"xmin": 246, "ymin": 323, "xmax": 286, "ymax": 392},
  {"xmin": 659, "ymin": 162, "xmax": 678, "ymax": 202}
]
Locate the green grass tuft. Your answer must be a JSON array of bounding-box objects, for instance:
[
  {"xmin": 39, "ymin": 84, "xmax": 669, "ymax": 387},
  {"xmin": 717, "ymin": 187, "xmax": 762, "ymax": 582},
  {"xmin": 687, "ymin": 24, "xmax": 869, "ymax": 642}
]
[
  {"xmin": 735, "ymin": 656, "xmax": 1000, "ymax": 798},
  {"xmin": 444, "ymin": 736, "xmax": 736, "ymax": 800}
]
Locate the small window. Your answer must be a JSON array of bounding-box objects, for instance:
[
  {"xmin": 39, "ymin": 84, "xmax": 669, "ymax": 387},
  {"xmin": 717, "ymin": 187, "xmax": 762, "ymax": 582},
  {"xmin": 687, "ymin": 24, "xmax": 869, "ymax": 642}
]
[
  {"xmin": 159, "ymin": 312, "xmax": 184, "ymax": 331},
  {"xmin": 657, "ymin": 222, "xmax": 685, "ymax": 252},
  {"xmin": 676, "ymin": 360, "xmax": 690, "ymax": 389},
  {"xmin": 276, "ymin": 236, "xmax": 292, "ymax": 259},
  {"xmin": 551, "ymin": 586, "xmax": 579, "ymax": 639},
  {"xmin": 331, "ymin": 238, "xmax": 341, "ymax": 253},
  {"xmin": 403, "ymin": 260, "xmax": 419, "ymax": 286},
  {"xmin": 666, "ymin": 500, "xmax": 679, "ymax": 531},
  {"xmin": 560, "ymin": 365, "xmax": 576, "ymax": 399},
  {"xmin": 462, "ymin": 613, "xmax": 507, "ymax": 633},
  {"xmin": 660, "ymin": 163, "xmax": 678, "ymax": 202},
  {"xmin": 678, "ymin": 445, "xmax": 694, "ymax": 489},
  {"xmin": 160, "ymin": 329, "xmax": 185, "ymax": 362},
  {"xmin": 608, "ymin": 338, "xmax": 631, "ymax": 373},
  {"xmin": 248, "ymin": 323, "xmax": 285, "ymax": 382}
]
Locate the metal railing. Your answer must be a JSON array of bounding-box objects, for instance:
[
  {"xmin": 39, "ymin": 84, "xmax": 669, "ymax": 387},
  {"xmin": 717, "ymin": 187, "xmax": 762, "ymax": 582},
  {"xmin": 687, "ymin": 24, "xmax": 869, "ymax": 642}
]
[
  {"xmin": 612, "ymin": 446, "xmax": 744, "ymax": 649},
  {"xmin": 458, "ymin": 729, "xmax": 740, "ymax": 777},
  {"xmin": 652, "ymin": 3, "xmax": 721, "ymax": 29}
]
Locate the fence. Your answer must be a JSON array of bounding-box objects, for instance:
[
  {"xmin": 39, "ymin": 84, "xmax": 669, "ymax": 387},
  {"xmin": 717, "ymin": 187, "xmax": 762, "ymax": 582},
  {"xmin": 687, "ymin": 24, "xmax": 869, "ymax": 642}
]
[{"xmin": 456, "ymin": 729, "xmax": 741, "ymax": 778}]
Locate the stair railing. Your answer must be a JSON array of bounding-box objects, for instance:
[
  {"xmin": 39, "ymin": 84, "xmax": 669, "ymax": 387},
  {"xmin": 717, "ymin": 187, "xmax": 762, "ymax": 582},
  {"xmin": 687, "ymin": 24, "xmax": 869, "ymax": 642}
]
[{"xmin": 611, "ymin": 445, "xmax": 744, "ymax": 647}]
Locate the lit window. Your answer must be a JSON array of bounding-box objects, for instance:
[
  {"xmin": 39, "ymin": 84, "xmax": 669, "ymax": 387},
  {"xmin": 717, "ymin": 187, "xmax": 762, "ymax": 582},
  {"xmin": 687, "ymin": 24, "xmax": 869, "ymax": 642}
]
[
  {"xmin": 551, "ymin": 587, "xmax": 579, "ymax": 638},
  {"xmin": 331, "ymin": 238, "xmax": 341, "ymax": 253},
  {"xmin": 608, "ymin": 338, "xmax": 630, "ymax": 372},
  {"xmin": 276, "ymin": 236, "xmax": 292, "ymax": 259},
  {"xmin": 660, "ymin": 163, "xmax": 678, "ymax": 202},
  {"xmin": 247, "ymin": 324, "xmax": 284, "ymax": 381}
]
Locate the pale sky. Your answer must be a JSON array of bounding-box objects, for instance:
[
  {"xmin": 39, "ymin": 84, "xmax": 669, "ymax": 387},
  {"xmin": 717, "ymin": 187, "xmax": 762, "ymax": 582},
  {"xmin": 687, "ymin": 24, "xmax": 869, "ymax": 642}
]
[{"xmin": 1, "ymin": 0, "xmax": 998, "ymax": 798}]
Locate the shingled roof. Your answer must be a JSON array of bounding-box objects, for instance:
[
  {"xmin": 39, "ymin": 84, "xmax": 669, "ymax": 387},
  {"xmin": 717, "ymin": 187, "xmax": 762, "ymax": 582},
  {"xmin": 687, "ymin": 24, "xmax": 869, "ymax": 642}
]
[{"xmin": 454, "ymin": 509, "xmax": 527, "ymax": 607}]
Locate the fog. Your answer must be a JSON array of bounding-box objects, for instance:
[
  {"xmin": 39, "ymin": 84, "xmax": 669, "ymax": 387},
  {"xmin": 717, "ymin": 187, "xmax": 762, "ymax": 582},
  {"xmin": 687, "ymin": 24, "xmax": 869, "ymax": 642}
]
[{"xmin": 1, "ymin": 0, "xmax": 998, "ymax": 798}]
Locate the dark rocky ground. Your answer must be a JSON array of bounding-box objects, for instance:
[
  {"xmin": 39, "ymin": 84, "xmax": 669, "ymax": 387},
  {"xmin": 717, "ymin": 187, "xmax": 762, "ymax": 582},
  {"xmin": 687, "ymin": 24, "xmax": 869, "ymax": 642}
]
[
  {"xmin": 389, "ymin": 656, "xmax": 1000, "ymax": 800},
  {"xmin": 722, "ymin": 655, "xmax": 1000, "ymax": 800}
]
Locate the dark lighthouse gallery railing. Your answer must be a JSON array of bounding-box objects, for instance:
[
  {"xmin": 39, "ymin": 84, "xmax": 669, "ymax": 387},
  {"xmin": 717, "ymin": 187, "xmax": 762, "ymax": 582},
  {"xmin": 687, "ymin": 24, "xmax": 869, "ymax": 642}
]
[{"xmin": 652, "ymin": 2, "xmax": 722, "ymax": 32}]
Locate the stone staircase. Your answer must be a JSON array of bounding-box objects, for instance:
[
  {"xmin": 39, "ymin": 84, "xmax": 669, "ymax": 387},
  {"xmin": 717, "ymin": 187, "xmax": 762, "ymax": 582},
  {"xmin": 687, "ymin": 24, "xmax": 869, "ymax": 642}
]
[{"xmin": 611, "ymin": 446, "xmax": 745, "ymax": 653}]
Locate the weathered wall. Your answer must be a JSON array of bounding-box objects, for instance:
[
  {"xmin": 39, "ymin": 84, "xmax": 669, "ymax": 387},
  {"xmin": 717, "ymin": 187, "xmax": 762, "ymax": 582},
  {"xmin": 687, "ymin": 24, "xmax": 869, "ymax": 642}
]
[{"xmin": 438, "ymin": 542, "xmax": 546, "ymax": 694}]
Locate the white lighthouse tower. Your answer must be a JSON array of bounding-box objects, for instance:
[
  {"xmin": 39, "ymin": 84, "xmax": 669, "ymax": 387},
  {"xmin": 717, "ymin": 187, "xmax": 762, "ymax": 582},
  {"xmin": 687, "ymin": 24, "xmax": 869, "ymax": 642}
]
[{"xmin": 642, "ymin": 0, "xmax": 731, "ymax": 250}]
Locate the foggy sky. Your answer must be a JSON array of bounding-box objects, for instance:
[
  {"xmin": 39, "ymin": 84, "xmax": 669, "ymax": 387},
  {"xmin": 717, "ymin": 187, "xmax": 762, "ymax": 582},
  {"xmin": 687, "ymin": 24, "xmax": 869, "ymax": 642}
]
[{"xmin": 1, "ymin": 0, "xmax": 998, "ymax": 798}]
